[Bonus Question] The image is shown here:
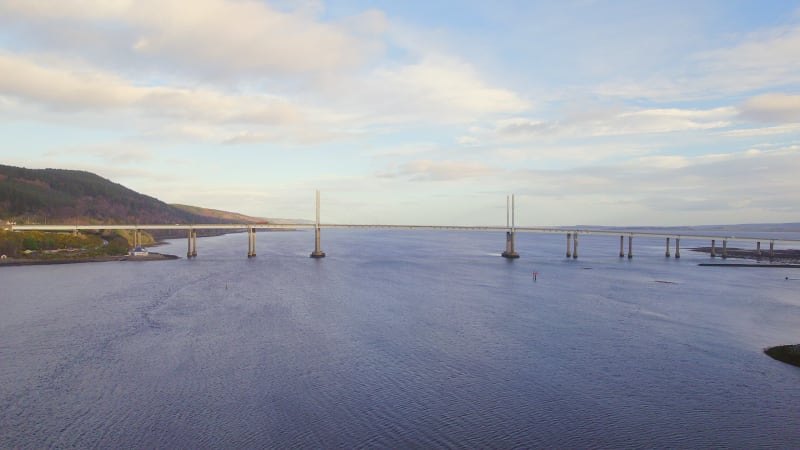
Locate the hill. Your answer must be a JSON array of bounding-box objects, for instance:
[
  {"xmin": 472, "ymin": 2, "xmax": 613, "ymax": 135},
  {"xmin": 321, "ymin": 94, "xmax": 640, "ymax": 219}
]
[{"xmin": 0, "ymin": 164, "xmax": 248, "ymax": 225}]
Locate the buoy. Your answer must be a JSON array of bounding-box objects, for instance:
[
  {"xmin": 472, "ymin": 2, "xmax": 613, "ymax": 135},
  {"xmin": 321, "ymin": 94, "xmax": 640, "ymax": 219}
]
[{"xmin": 532, "ymin": 271, "xmax": 538, "ymax": 281}]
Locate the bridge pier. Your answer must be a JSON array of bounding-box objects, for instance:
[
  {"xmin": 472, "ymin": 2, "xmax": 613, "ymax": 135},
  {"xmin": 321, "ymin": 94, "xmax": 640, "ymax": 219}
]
[
  {"xmin": 756, "ymin": 241, "xmax": 761, "ymax": 258},
  {"xmin": 502, "ymin": 231, "xmax": 519, "ymax": 258},
  {"xmin": 665, "ymin": 237, "xmax": 670, "ymax": 257},
  {"xmin": 770, "ymin": 240, "xmax": 775, "ymax": 259},
  {"xmin": 311, "ymin": 227, "xmax": 325, "ymax": 258},
  {"xmin": 722, "ymin": 239, "xmax": 727, "ymax": 259},
  {"xmin": 187, "ymin": 229, "xmax": 192, "ymax": 258},
  {"xmin": 567, "ymin": 233, "xmax": 572, "ymax": 258},
  {"xmin": 619, "ymin": 235, "xmax": 624, "ymax": 257},
  {"xmin": 192, "ymin": 230, "xmax": 198, "ymax": 257},
  {"xmin": 310, "ymin": 190, "xmax": 326, "ymax": 258},
  {"xmin": 627, "ymin": 235, "xmax": 633, "ymax": 259},
  {"xmin": 501, "ymin": 194, "xmax": 519, "ymax": 259},
  {"xmin": 572, "ymin": 232, "xmax": 578, "ymax": 259},
  {"xmin": 711, "ymin": 239, "xmax": 716, "ymax": 257},
  {"xmin": 247, "ymin": 227, "xmax": 256, "ymax": 258},
  {"xmin": 675, "ymin": 238, "xmax": 680, "ymax": 259}
]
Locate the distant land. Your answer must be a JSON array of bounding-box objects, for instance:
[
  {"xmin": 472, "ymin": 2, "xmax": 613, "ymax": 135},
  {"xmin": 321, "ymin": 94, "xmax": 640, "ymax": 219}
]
[{"xmin": 575, "ymin": 223, "xmax": 800, "ymax": 233}]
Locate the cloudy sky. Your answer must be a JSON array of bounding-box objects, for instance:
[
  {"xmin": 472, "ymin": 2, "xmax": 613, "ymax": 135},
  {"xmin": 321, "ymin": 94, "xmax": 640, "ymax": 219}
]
[{"xmin": 1, "ymin": 0, "xmax": 799, "ymax": 226}]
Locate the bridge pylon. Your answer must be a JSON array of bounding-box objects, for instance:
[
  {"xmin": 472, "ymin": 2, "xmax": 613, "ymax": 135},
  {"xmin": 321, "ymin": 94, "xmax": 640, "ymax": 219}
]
[
  {"xmin": 310, "ymin": 190, "xmax": 326, "ymax": 258},
  {"xmin": 501, "ymin": 194, "xmax": 520, "ymax": 259}
]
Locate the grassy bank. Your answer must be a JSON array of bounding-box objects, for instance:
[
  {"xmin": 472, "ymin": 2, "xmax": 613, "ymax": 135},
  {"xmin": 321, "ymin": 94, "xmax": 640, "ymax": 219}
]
[
  {"xmin": 0, "ymin": 229, "xmax": 156, "ymax": 259},
  {"xmin": 764, "ymin": 344, "xmax": 800, "ymax": 368}
]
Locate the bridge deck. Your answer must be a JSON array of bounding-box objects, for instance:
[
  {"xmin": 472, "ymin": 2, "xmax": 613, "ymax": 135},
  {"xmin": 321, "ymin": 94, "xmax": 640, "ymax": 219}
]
[{"xmin": 8, "ymin": 223, "xmax": 800, "ymax": 245}]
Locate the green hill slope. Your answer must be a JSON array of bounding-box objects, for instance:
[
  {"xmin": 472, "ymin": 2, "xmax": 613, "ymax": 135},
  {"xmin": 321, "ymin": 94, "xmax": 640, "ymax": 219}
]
[{"xmin": 0, "ymin": 164, "xmax": 237, "ymax": 225}]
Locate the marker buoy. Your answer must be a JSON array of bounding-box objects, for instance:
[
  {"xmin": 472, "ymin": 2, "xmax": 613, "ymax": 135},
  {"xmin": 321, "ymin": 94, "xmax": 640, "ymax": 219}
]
[{"xmin": 532, "ymin": 271, "xmax": 538, "ymax": 281}]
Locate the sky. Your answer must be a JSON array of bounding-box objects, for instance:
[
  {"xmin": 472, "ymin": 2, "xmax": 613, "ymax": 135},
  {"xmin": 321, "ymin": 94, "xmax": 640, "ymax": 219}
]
[{"xmin": 1, "ymin": 0, "xmax": 799, "ymax": 226}]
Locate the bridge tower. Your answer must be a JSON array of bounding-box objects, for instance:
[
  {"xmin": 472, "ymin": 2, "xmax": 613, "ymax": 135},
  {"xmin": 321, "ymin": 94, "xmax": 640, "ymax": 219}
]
[
  {"xmin": 501, "ymin": 194, "xmax": 520, "ymax": 259},
  {"xmin": 310, "ymin": 190, "xmax": 326, "ymax": 258}
]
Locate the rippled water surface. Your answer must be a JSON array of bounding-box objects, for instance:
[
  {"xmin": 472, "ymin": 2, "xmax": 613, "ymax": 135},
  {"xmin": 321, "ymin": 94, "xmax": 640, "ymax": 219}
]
[{"xmin": 2, "ymin": 230, "xmax": 799, "ymax": 448}]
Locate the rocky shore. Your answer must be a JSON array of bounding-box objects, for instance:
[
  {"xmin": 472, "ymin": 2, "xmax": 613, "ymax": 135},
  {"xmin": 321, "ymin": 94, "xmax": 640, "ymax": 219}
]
[{"xmin": 0, "ymin": 252, "xmax": 179, "ymax": 267}]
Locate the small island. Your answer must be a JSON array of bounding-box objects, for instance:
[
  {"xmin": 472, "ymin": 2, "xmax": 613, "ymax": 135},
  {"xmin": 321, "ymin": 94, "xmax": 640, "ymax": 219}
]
[{"xmin": 764, "ymin": 345, "xmax": 800, "ymax": 368}]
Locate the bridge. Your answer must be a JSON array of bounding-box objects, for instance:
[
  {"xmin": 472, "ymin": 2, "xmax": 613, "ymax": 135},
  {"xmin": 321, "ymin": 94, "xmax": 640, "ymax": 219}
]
[{"xmin": 7, "ymin": 192, "xmax": 800, "ymax": 260}]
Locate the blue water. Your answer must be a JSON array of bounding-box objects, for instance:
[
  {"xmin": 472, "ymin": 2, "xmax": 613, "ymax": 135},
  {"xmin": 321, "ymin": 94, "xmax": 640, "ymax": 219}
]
[{"xmin": 1, "ymin": 230, "xmax": 799, "ymax": 448}]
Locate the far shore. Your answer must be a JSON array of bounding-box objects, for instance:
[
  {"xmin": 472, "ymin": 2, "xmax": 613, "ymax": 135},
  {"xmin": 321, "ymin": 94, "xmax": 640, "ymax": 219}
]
[{"xmin": 692, "ymin": 246, "xmax": 800, "ymax": 265}]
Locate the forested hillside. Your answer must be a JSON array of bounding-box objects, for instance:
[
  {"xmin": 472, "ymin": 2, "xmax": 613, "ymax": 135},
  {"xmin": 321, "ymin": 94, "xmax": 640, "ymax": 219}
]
[{"xmin": 0, "ymin": 164, "xmax": 237, "ymax": 224}]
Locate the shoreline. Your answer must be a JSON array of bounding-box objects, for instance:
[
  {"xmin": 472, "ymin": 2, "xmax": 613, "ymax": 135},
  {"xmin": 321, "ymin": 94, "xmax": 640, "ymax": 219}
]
[
  {"xmin": 764, "ymin": 344, "xmax": 800, "ymax": 368},
  {"xmin": 0, "ymin": 252, "xmax": 179, "ymax": 267},
  {"xmin": 698, "ymin": 263, "xmax": 800, "ymax": 268},
  {"xmin": 692, "ymin": 247, "xmax": 800, "ymax": 265}
]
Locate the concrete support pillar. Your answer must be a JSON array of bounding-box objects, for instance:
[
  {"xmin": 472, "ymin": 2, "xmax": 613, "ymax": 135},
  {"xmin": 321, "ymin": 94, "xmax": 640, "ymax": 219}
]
[
  {"xmin": 675, "ymin": 238, "xmax": 680, "ymax": 259},
  {"xmin": 248, "ymin": 227, "xmax": 256, "ymax": 258},
  {"xmin": 665, "ymin": 237, "xmax": 671, "ymax": 257},
  {"xmin": 567, "ymin": 233, "xmax": 572, "ymax": 258},
  {"xmin": 770, "ymin": 240, "xmax": 775, "ymax": 259},
  {"xmin": 187, "ymin": 229, "xmax": 192, "ymax": 258},
  {"xmin": 619, "ymin": 235, "xmax": 624, "ymax": 257},
  {"xmin": 573, "ymin": 232, "xmax": 578, "ymax": 259},
  {"xmin": 722, "ymin": 239, "xmax": 727, "ymax": 259},
  {"xmin": 501, "ymin": 194, "xmax": 519, "ymax": 259},
  {"xmin": 192, "ymin": 230, "xmax": 198, "ymax": 257},
  {"xmin": 627, "ymin": 235, "xmax": 633, "ymax": 259},
  {"xmin": 756, "ymin": 241, "xmax": 761, "ymax": 258},
  {"xmin": 310, "ymin": 190, "xmax": 326, "ymax": 258},
  {"xmin": 711, "ymin": 239, "xmax": 716, "ymax": 257},
  {"xmin": 310, "ymin": 227, "xmax": 326, "ymax": 258},
  {"xmin": 502, "ymin": 231, "xmax": 520, "ymax": 258}
]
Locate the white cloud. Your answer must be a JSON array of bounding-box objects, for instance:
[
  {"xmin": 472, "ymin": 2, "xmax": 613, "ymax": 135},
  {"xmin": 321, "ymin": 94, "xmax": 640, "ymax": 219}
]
[
  {"xmin": 379, "ymin": 159, "xmax": 500, "ymax": 181},
  {"xmin": 719, "ymin": 123, "xmax": 800, "ymax": 137},
  {"xmin": 739, "ymin": 93, "xmax": 800, "ymax": 123},
  {"xmin": 596, "ymin": 23, "xmax": 800, "ymax": 101},
  {"xmin": 345, "ymin": 56, "xmax": 529, "ymax": 124},
  {"xmin": 0, "ymin": 52, "xmax": 139, "ymax": 110},
  {"xmin": 0, "ymin": 52, "xmax": 363, "ymax": 144},
  {"xmin": 470, "ymin": 106, "xmax": 735, "ymax": 144},
  {"xmin": 0, "ymin": 0, "xmax": 378, "ymax": 78}
]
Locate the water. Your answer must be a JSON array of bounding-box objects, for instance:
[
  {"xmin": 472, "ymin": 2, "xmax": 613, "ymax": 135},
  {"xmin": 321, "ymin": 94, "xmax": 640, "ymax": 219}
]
[{"xmin": 1, "ymin": 230, "xmax": 799, "ymax": 448}]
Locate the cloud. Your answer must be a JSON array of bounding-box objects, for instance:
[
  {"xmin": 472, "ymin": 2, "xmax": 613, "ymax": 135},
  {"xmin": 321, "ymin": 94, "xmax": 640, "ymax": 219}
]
[
  {"xmin": 379, "ymin": 159, "xmax": 500, "ymax": 181},
  {"xmin": 0, "ymin": 52, "xmax": 139, "ymax": 110},
  {"xmin": 0, "ymin": 52, "xmax": 362, "ymax": 144},
  {"xmin": 739, "ymin": 93, "xmax": 800, "ymax": 123},
  {"xmin": 470, "ymin": 106, "xmax": 735, "ymax": 144},
  {"xmin": 595, "ymin": 23, "xmax": 800, "ymax": 101},
  {"xmin": 497, "ymin": 145, "xmax": 797, "ymax": 200},
  {"xmin": 0, "ymin": 0, "xmax": 379, "ymax": 78},
  {"xmin": 370, "ymin": 57, "xmax": 528, "ymax": 119}
]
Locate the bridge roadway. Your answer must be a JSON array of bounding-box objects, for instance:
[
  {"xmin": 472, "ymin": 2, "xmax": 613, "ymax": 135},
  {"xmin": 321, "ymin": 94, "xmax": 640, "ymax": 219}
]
[
  {"xmin": 9, "ymin": 223, "xmax": 800, "ymax": 244},
  {"xmin": 7, "ymin": 222, "xmax": 800, "ymax": 261}
]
